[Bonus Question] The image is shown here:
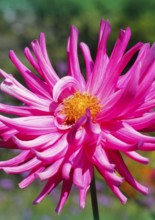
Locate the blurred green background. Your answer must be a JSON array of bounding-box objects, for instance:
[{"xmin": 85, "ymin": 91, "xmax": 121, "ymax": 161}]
[{"xmin": 1, "ymin": 0, "xmax": 155, "ymax": 219}]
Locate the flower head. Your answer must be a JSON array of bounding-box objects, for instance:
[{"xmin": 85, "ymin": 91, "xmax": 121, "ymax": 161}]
[{"xmin": 0, "ymin": 19, "xmax": 155, "ymax": 213}]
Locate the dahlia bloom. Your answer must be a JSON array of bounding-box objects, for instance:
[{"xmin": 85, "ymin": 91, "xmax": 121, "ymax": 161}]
[{"xmin": 0, "ymin": 19, "xmax": 155, "ymax": 213}]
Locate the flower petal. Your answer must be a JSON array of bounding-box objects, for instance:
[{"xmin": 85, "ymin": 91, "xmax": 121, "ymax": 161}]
[
  {"xmin": 55, "ymin": 179, "xmax": 72, "ymax": 214},
  {"xmin": 107, "ymin": 150, "xmax": 148, "ymax": 195},
  {"xmin": 9, "ymin": 50, "xmax": 52, "ymax": 98},
  {"xmin": 37, "ymin": 158, "xmax": 64, "ymax": 181},
  {"xmin": 0, "ymin": 115, "xmax": 56, "ymax": 135},
  {"xmin": 12, "ymin": 132, "xmax": 62, "ymax": 150},
  {"xmin": 86, "ymin": 19, "xmax": 111, "ymax": 95},
  {"xmin": 53, "ymin": 76, "xmax": 82, "ymax": 102},
  {"xmin": 123, "ymin": 151, "xmax": 149, "ymax": 164},
  {"xmin": 0, "ymin": 151, "xmax": 32, "ymax": 167},
  {"xmin": 80, "ymin": 42, "xmax": 94, "ymax": 81},
  {"xmin": 34, "ymin": 134, "xmax": 68, "ymax": 162},
  {"xmin": 67, "ymin": 26, "xmax": 86, "ymax": 88},
  {"xmin": 3, "ymin": 157, "xmax": 41, "ymax": 174},
  {"xmin": 33, "ymin": 174, "xmax": 61, "ymax": 204},
  {"xmin": 19, "ymin": 167, "xmax": 44, "ymax": 189}
]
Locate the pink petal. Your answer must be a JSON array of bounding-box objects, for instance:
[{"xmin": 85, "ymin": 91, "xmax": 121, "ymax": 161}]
[
  {"xmin": 12, "ymin": 132, "xmax": 62, "ymax": 150},
  {"xmin": 9, "ymin": 50, "xmax": 52, "ymax": 98},
  {"xmin": 79, "ymin": 163, "xmax": 93, "ymax": 209},
  {"xmin": 39, "ymin": 32, "xmax": 54, "ymax": 68},
  {"xmin": 123, "ymin": 151, "xmax": 149, "ymax": 164},
  {"xmin": 0, "ymin": 103, "xmax": 34, "ymax": 116},
  {"xmin": 24, "ymin": 47, "xmax": 44, "ymax": 77},
  {"xmin": 55, "ymin": 179, "xmax": 72, "ymax": 214},
  {"xmin": 0, "ymin": 115, "xmax": 56, "ymax": 135},
  {"xmin": 67, "ymin": 115, "xmax": 87, "ymax": 145},
  {"xmin": 80, "ymin": 42, "xmax": 94, "ymax": 81},
  {"xmin": 3, "ymin": 157, "xmax": 41, "ymax": 174},
  {"xmin": 53, "ymin": 76, "xmax": 82, "ymax": 102},
  {"xmin": 34, "ymin": 136, "xmax": 68, "ymax": 162},
  {"xmin": 113, "ymin": 122, "xmax": 155, "ymax": 144},
  {"xmin": 19, "ymin": 167, "xmax": 44, "ymax": 189},
  {"xmin": 96, "ymin": 27, "xmax": 131, "ymax": 99},
  {"xmin": 37, "ymin": 158, "xmax": 63, "ymax": 181},
  {"xmin": 102, "ymin": 132, "xmax": 138, "ymax": 151},
  {"xmin": 0, "ymin": 151, "xmax": 32, "ymax": 167},
  {"xmin": 31, "ymin": 40, "xmax": 59, "ymax": 87},
  {"xmin": 109, "ymin": 184, "xmax": 127, "ymax": 204},
  {"xmin": 87, "ymin": 19, "xmax": 111, "ymax": 95},
  {"xmin": 62, "ymin": 162, "xmax": 72, "ymax": 179},
  {"xmin": 108, "ymin": 150, "xmax": 148, "ymax": 195},
  {"xmin": 67, "ymin": 26, "xmax": 85, "ymax": 88},
  {"xmin": 117, "ymin": 42, "xmax": 143, "ymax": 82},
  {"xmin": 126, "ymin": 112, "xmax": 155, "ymax": 130},
  {"xmin": 89, "ymin": 145, "xmax": 115, "ymax": 172},
  {"xmin": 0, "ymin": 70, "xmax": 51, "ymax": 111},
  {"xmin": 140, "ymin": 143, "xmax": 155, "ymax": 151},
  {"xmin": 33, "ymin": 174, "xmax": 61, "ymax": 204}
]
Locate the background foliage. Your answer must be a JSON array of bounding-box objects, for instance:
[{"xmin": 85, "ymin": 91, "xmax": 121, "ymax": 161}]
[{"xmin": 0, "ymin": 0, "xmax": 155, "ymax": 219}]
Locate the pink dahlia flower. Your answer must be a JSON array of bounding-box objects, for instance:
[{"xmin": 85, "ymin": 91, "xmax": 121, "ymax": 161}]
[{"xmin": 0, "ymin": 19, "xmax": 155, "ymax": 213}]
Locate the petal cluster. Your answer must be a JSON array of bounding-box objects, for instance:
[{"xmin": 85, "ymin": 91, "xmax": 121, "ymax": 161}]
[{"xmin": 0, "ymin": 19, "xmax": 155, "ymax": 212}]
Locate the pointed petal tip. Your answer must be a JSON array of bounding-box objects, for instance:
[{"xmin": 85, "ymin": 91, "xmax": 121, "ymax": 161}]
[
  {"xmin": 40, "ymin": 32, "xmax": 45, "ymax": 38},
  {"xmin": 39, "ymin": 32, "xmax": 46, "ymax": 44},
  {"xmin": 3, "ymin": 167, "xmax": 10, "ymax": 174},
  {"xmin": 100, "ymin": 18, "xmax": 108, "ymax": 24},
  {"xmin": 121, "ymin": 197, "xmax": 127, "ymax": 205},
  {"xmin": 80, "ymin": 202, "xmax": 85, "ymax": 209},
  {"xmin": 9, "ymin": 50, "xmax": 14, "ymax": 57},
  {"xmin": 55, "ymin": 206, "xmax": 62, "ymax": 215},
  {"xmin": 100, "ymin": 18, "xmax": 111, "ymax": 29},
  {"xmin": 33, "ymin": 196, "xmax": 42, "ymax": 205},
  {"xmin": 143, "ymin": 187, "xmax": 149, "ymax": 195},
  {"xmin": 18, "ymin": 182, "xmax": 24, "ymax": 189},
  {"xmin": 70, "ymin": 25, "xmax": 78, "ymax": 32},
  {"xmin": 31, "ymin": 39, "xmax": 39, "ymax": 48},
  {"xmin": 24, "ymin": 47, "xmax": 29, "ymax": 54},
  {"xmin": 33, "ymin": 200, "xmax": 39, "ymax": 205},
  {"xmin": 18, "ymin": 184, "xmax": 22, "ymax": 189}
]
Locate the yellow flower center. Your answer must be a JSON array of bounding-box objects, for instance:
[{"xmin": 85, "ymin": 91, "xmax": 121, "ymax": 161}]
[{"xmin": 62, "ymin": 91, "xmax": 101, "ymax": 125}]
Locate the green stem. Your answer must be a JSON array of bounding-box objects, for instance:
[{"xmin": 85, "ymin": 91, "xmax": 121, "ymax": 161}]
[{"xmin": 90, "ymin": 172, "xmax": 100, "ymax": 220}]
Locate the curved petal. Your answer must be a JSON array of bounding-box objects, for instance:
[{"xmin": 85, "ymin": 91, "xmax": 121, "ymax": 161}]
[
  {"xmin": 0, "ymin": 115, "xmax": 56, "ymax": 135},
  {"xmin": 37, "ymin": 158, "xmax": 64, "ymax": 181},
  {"xmin": 86, "ymin": 19, "xmax": 111, "ymax": 95},
  {"xmin": 3, "ymin": 157, "xmax": 41, "ymax": 174},
  {"xmin": 0, "ymin": 151, "xmax": 32, "ymax": 167},
  {"xmin": 34, "ymin": 134, "xmax": 68, "ymax": 162},
  {"xmin": 31, "ymin": 39, "xmax": 59, "ymax": 88},
  {"xmin": 53, "ymin": 76, "xmax": 82, "ymax": 102},
  {"xmin": 19, "ymin": 167, "xmax": 44, "ymax": 189},
  {"xmin": 96, "ymin": 27, "xmax": 131, "ymax": 99},
  {"xmin": 55, "ymin": 179, "xmax": 72, "ymax": 214},
  {"xmin": 79, "ymin": 160, "xmax": 93, "ymax": 208},
  {"xmin": 102, "ymin": 132, "xmax": 139, "ymax": 151},
  {"xmin": 0, "ymin": 70, "xmax": 51, "ymax": 111},
  {"xmin": 67, "ymin": 26, "xmax": 86, "ymax": 88},
  {"xmin": 80, "ymin": 42, "xmax": 94, "ymax": 81},
  {"xmin": 9, "ymin": 50, "xmax": 52, "ymax": 98},
  {"xmin": 33, "ymin": 174, "xmax": 61, "ymax": 204},
  {"xmin": 107, "ymin": 150, "xmax": 148, "ymax": 195},
  {"xmin": 12, "ymin": 132, "xmax": 62, "ymax": 150},
  {"xmin": 62, "ymin": 162, "xmax": 72, "ymax": 180},
  {"xmin": 125, "ymin": 112, "xmax": 155, "ymax": 131},
  {"xmin": 39, "ymin": 32, "xmax": 54, "ymax": 68},
  {"xmin": 67, "ymin": 115, "xmax": 87, "ymax": 145},
  {"xmin": 123, "ymin": 151, "xmax": 149, "ymax": 164}
]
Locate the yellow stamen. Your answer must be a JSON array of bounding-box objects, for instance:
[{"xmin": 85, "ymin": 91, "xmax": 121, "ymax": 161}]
[{"xmin": 62, "ymin": 91, "xmax": 101, "ymax": 125}]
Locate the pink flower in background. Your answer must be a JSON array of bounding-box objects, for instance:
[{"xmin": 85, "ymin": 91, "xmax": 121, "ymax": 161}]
[{"xmin": 0, "ymin": 19, "xmax": 155, "ymax": 213}]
